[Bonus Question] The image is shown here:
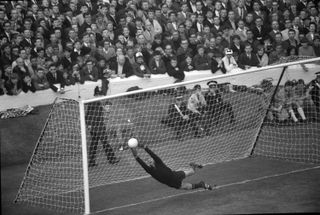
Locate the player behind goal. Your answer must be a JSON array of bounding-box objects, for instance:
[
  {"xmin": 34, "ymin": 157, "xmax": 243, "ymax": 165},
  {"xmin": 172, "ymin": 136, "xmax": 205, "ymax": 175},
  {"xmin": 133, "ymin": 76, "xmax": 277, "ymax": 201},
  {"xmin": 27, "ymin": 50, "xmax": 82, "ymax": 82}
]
[{"xmin": 131, "ymin": 144, "xmax": 214, "ymax": 190}]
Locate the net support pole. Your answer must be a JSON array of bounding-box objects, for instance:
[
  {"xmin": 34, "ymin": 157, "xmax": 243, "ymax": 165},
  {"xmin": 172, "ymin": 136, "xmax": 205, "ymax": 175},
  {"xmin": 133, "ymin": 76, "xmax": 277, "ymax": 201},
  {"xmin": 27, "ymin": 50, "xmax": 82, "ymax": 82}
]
[
  {"xmin": 79, "ymin": 101, "xmax": 90, "ymax": 214},
  {"xmin": 249, "ymin": 66, "xmax": 288, "ymax": 156}
]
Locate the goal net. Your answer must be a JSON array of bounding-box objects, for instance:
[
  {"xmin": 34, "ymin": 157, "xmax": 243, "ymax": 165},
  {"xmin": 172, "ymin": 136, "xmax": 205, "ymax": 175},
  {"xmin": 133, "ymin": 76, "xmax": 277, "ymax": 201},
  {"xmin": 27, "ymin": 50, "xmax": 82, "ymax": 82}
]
[{"xmin": 14, "ymin": 57, "xmax": 320, "ymax": 214}]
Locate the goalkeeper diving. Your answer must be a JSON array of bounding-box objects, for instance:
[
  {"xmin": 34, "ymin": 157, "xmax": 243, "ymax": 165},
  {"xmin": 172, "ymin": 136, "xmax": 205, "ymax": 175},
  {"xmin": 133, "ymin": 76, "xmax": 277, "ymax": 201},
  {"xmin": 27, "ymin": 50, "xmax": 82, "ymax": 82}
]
[{"xmin": 130, "ymin": 143, "xmax": 214, "ymax": 190}]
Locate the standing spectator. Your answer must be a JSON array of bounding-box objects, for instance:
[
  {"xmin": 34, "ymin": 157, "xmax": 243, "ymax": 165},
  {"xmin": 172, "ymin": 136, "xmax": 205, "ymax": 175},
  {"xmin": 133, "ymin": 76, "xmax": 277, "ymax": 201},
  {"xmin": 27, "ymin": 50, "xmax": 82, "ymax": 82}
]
[
  {"xmin": 21, "ymin": 75, "xmax": 36, "ymax": 93},
  {"xmin": 192, "ymin": 45, "xmax": 211, "ymax": 70},
  {"xmin": 299, "ymin": 38, "xmax": 316, "ymax": 57},
  {"xmin": 32, "ymin": 68, "xmax": 49, "ymax": 90},
  {"xmin": 176, "ymin": 39, "xmax": 193, "ymax": 65},
  {"xmin": 180, "ymin": 55, "xmax": 195, "ymax": 72},
  {"xmin": 133, "ymin": 52, "xmax": 151, "ymax": 78},
  {"xmin": 149, "ymin": 50, "xmax": 167, "ymax": 74},
  {"xmin": 166, "ymin": 57, "xmax": 185, "ymax": 82},
  {"xmin": 238, "ymin": 43, "xmax": 260, "ymax": 69},
  {"xmin": 204, "ymin": 80, "xmax": 235, "ymax": 133},
  {"xmin": 256, "ymin": 45, "xmax": 269, "ymax": 67},
  {"xmin": 46, "ymin": 64, "xmax": 65, "ymax": 92},
  {"xmin": 85, "ymin": 89, "xmax": 120, "ymax": 167},
  {"xmin": 222, "ymin": 48, "xmax": 239, "ymax": 73},
  {"xmin": 109, "ymin": 54, "xmax": 133, "ymax": 78},
  {"xmin": 81, "ymin": 60, "xmax": 99, "ymax": 82},
  {"xmin": 5, "ymin": 73, "xmax": 22, "ymax": 96}
]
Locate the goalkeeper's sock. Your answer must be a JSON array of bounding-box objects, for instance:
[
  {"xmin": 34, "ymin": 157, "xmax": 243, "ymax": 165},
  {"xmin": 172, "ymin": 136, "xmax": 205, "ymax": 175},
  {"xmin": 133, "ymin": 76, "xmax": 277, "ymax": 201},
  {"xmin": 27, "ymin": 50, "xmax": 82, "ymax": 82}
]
[
  {"xmin": 297, "ymin": 107, "xmax": 306, "ymax": 120},
  {"xmin": 289, "ymin": 110, "xmax": 298, "ymax": 122},
  {"xmin": 192, "ymin": 181, "xmax": 212, "ymax": 190}
]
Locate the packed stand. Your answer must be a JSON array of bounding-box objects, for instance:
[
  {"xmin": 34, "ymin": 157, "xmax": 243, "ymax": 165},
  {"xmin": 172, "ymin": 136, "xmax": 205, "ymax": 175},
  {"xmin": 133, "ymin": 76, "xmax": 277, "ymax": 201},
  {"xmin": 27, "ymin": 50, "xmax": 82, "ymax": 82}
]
[{"xmin": 0, "ymin": 0, "xmax": 320, "ymax": 96}]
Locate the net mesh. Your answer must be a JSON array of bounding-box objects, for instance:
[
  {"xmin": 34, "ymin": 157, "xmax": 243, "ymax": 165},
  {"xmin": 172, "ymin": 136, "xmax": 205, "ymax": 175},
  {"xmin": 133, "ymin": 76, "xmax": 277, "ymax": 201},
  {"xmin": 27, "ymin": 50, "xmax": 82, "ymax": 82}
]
[{"xmin": 14, "ymin": 57, "xmax": 320, "ymax": 214}]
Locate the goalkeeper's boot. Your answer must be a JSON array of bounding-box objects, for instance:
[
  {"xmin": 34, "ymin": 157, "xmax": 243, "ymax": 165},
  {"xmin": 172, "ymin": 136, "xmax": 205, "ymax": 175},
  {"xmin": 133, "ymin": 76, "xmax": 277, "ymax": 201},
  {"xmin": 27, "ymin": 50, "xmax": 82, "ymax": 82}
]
[
  {"xmin": 199, "ymin": 181, "xmax": 213, "ymax": 190},
  {"xmin": 189, "ymin": 162, "xmax": 203, "ymax": 169}
]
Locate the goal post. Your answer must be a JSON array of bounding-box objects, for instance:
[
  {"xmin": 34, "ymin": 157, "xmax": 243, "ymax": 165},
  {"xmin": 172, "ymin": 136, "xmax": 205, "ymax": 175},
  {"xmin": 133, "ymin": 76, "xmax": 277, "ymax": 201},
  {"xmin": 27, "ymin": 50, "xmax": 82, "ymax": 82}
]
[{"xmin": 14, "ymin": 57, "xmax": 320, "ymax": 214}]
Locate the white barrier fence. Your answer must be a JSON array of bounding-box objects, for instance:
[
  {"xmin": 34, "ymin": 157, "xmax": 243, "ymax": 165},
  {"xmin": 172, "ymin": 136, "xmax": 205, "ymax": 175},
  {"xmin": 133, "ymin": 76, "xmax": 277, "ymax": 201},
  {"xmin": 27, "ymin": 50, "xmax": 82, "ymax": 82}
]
[{"xmin": 0, "ymin": 63, "xmax": 319, "ymax": 111}]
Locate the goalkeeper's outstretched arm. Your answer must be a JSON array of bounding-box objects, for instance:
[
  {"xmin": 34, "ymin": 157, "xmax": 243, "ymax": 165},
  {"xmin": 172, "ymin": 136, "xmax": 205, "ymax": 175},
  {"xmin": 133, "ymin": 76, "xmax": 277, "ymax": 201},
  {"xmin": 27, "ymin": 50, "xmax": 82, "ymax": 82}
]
[
  {"xmin": 142, "ymin": 145, "xmax": 164, "ymax": 164},
  {"xmin": 131, "ymin": 148, "xmax": 152, "ymax": 173}
]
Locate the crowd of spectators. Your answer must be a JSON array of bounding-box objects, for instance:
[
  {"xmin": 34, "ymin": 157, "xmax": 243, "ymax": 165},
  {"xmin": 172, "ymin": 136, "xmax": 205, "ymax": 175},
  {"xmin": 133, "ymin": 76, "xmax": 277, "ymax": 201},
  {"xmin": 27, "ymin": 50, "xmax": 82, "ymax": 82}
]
[{"xmin": 0, "ymin": 0, "xmax": 320, "ymax": 97}]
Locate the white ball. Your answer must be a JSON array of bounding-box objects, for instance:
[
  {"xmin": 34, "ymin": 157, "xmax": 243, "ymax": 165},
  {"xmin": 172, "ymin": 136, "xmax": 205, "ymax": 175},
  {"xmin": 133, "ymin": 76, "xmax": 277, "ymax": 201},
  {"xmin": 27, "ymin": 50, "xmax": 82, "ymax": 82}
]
[{"xmin": 128, "ymin": 138, "xmax": 138, "ymax": 148}]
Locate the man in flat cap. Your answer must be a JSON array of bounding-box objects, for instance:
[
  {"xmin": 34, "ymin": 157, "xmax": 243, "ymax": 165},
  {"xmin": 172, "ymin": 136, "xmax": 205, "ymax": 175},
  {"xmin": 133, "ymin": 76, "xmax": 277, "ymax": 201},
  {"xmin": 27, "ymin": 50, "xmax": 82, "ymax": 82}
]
[{"xmin": 204, "ymin": 80, "xmax": 235, "ymax": 133}]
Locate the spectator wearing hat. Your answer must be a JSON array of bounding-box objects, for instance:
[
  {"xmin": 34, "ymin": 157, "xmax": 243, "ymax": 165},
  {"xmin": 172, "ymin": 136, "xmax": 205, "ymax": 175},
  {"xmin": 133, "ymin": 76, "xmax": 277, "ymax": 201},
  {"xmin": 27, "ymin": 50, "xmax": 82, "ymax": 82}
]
[
  {"xmin": 204, "ymin": 80, "xmax": 235, "ymax": 132},
  {"xmin": 85, "ymin": 90, "xmax": 120, "ymax": 167},
  {"xmin": 222, "ymin": 48, "xmax": 239, "ymax": 73},
  {"xmin": 149, "ymin": 50, "xmax": 167, "ymax": 74},
  {"xmin": 308, "ymin": 72, "xmax": 320, "ymax": 113},
  {"xmin": 167, "ymin": 57, "xmax": 185, "ymax": 82},
  {"xmin": 133, "ymin": 52, "xmax": 151, "ymax": 78},
  {"xmin": 299, "ymin": 37, "xmax": 316, "ymax": 57},
  {"xmin": 192, "ymin": 45, "xmax": 211, "ymax": 70}
]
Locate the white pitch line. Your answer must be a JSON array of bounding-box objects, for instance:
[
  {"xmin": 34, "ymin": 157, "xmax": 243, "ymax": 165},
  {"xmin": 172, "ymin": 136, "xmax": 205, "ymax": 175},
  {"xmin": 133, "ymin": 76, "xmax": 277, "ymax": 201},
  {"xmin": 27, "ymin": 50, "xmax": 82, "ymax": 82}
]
[{"xmin": 92, "ymin": 165, "xmax": 320, "ymax": 214}]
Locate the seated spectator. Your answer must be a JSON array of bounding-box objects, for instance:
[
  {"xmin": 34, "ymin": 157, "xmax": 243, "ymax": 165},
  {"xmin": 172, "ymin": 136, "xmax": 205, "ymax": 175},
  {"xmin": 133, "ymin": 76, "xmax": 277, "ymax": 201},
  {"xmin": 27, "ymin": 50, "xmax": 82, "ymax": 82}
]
[
  {"xmin": 5, "ymin": 73, "xmax": 22, "ymax": 96},
  {"xmin": 109, "ymin": 54, "xmax": 133, "ymax": 78},
  {"xmin": 149, "ymin": 50, "xmax": 167, "ymax": 74},
  {"xmin": 133, "ymin": 52, "xmax": 151, "ymax": 78},
  {"xmin": 192, "ymin": 45, "xmax": 211, "ymax": 70},
  {"xmin": 187, "ymin": 84, "xmax": 207, "ymax": 115},
  {"xmin": 299, "ymin": 38, "xmax": 316, "ymax": 57},
  {"xmin": 238, "ymin": 43, "xmax": 260, "ymax": 69},
  {"xmin": 22, "ymin": 75, "xmax": 36, "ymax": 93},
  {"xmin": 166, "ymin": 57, "xmax": 185, "ymax": 82},
  {"xmin": 32, "ymin": 68, "xmax": 50, "ymax": 90},
  {"xmin": 222, "ymin": 48, "xmax": 238, "ymax": 73},
  {"xmin": 180, "ymin": 55, "xmax": 195, "ymax": 72},
  {"xmin": 81, "ymin": 59, "xmax": 99, "ymax": 82}
]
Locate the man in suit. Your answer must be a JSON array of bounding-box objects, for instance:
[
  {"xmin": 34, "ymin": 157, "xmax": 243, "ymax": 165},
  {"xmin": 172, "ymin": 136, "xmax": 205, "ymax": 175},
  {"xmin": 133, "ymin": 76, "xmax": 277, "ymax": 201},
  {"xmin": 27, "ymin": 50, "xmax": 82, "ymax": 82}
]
[
  {"xmin": 109, "ymin": 54, "xmax": 134, "ymax": 78},
  {"xmin": 81, "ymin": 59, "xmax": 99, "ymax": 82},
  {"xmin": 252, "ymin": 17, "xmax": 269, "ymax": 42},
  {"xmin": 20, "ymin": 29, "xmax": 33, "ymax": 48},
  {"xmin": 85, "ymin": 88, "xmax": 120, "ymax": 167},
  {"xmin": 46, "ymin": 64, "xmax": 65, "ymax": 92},
  {"xmin": 238, "ymin": 43, "xmax": 260, "ymax": 69}
]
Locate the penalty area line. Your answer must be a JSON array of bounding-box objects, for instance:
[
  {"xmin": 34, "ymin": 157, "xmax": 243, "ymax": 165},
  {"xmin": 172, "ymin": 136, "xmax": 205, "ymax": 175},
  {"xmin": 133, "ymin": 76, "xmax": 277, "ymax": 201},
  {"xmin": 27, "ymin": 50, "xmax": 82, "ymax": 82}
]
[{"xmin": 92, "ymin": 165, "xmax": 320, "ymax": 214}]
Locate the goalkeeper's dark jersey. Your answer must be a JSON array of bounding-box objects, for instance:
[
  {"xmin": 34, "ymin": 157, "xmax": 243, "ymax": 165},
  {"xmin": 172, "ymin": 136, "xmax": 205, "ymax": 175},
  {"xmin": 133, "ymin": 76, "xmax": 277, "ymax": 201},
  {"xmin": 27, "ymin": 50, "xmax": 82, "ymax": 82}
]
[{"xmin": 135, "ymin": 147, "xmax": 182, "ymax": 189}]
